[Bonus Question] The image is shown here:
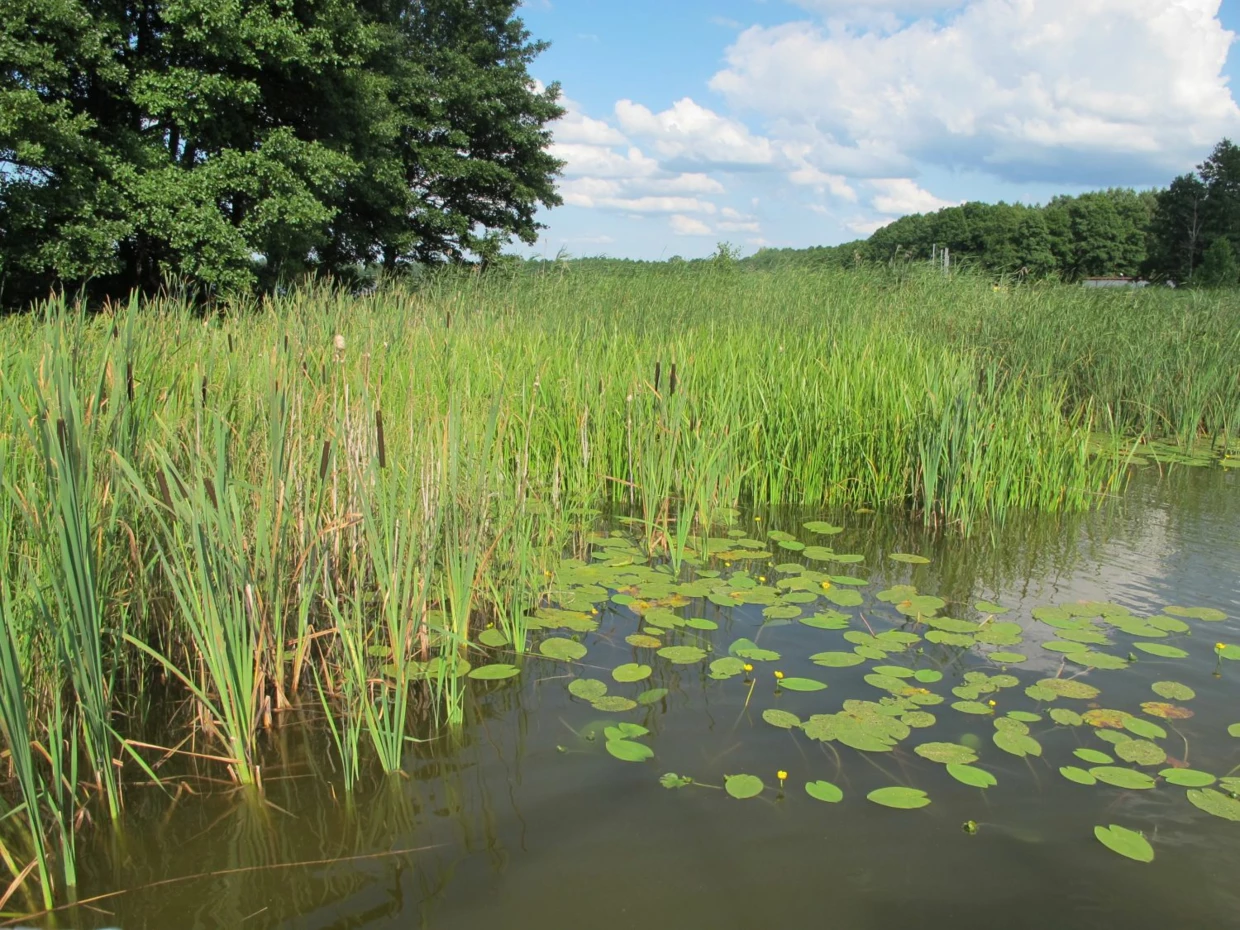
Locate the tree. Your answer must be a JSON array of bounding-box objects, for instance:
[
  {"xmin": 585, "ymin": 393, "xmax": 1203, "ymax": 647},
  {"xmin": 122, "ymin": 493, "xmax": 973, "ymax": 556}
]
[
  {"xmin": 1199, "ymin": 138, "xmax": 1240, "ymax": 253},
  {"xmin": 1197, "ymin": 236, "xmax": 1238, "ymax": 288},
  {"xmin": 1146, "ymin": 174, "xmax": 1207, "ymax": 283},
  {"xmin": 0, "ymin": 0, "xmax": 563, "ymax": 307}
]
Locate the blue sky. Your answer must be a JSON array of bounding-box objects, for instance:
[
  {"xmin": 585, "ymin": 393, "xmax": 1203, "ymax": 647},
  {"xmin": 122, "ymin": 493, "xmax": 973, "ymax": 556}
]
[{"xmin": 517, "ymin": 0, "xmax": 1240, "ymax": 260}]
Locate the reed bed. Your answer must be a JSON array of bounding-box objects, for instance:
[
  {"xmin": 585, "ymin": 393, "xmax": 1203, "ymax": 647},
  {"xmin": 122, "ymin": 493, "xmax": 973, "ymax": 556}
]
[{"xmin": 0, "ymin": 263, "xmax": 1236, "ymax": 913}]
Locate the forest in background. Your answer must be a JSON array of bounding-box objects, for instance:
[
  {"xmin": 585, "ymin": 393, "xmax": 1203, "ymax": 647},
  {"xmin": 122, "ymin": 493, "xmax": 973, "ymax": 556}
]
[{"xmin": 744, "ymin": 140, "xmax": 1240, "ymax": 286}]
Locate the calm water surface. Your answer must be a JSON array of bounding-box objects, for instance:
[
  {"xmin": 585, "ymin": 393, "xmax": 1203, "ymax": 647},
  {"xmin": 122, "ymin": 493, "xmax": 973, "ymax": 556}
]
[{"xmin": 63, "ymin": 467, "xmax": 1240, "ymax": 930}]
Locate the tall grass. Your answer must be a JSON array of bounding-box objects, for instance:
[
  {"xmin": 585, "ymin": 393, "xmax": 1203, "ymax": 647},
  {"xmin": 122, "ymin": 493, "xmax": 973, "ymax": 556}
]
[{"xmin": 0, "ymin": 263, "xmax": 1236, "ymax": 910}]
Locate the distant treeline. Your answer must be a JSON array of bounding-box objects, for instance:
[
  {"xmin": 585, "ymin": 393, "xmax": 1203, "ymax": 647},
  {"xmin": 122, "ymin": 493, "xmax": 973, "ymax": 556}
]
[{"xmin": 746, "ymin": 140, "xmax": 1240, "ymax": 286}]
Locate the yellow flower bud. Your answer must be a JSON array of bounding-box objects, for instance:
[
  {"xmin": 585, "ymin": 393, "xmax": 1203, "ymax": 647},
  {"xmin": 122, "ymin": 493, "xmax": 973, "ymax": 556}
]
[
  {"xmin": 777, "ymin": 770, "xmax": 788, "ymax": 781},
  {"xmin": 774, "ymin": 670, "xmax": 785, "ymax": 680}
]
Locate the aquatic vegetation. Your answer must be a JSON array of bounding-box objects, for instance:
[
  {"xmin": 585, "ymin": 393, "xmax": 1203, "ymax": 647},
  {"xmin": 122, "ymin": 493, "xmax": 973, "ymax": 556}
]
[{"xmin": 1, "ymin": 267, "xmax": 1238, "ymax": 914}]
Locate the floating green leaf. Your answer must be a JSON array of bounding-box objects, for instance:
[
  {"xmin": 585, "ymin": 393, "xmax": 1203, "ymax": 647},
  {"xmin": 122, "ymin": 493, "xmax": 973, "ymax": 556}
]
[
  {"xmin": 800, "ymin": 611, "xmax": 851, "ymax": 631},
  {"xmin": 477, "ymin": 628, "xmax": 510, "ymax": 648},
  {"xmin": 1095, "ymin": 825, "xmax": 1154, "ymax": 863},
  {"xmin": 1007, "ymin": 711, "xmax": 1042, "ymax": 723},
  {"xmin": 1160, "ymin": 768, "xmax": 1215, "ymax": 787},
  {"xmin": 568, "ymin": 678, "xmax": 608, "ymax": 701},
  {"xmin": 540, "ymin": 638, "xmax": 588, "ymax": 661},
  {"xmin": 763, "ymin": 604, "xmax": 802, "ymax": 620},
  {"xmin": 952, "ymin": 701, "xmax": 994, "ymax": 715},
  {"xmin": 915, "ymin": 742, "xmax": 978, "ymax": 765},
  {"xmin": 975, "ymin": 601, "xmax": 1009, "ymax": 614},
  {"xmin": 805, "ymin": 780, "xmax": 844, "ymax": 802},
  {"xmin": 685, "ymin": 617, "xmax": 719, "ymax": 631},
  {"xmin": 1037, "ymin": 678, "xmax": 1100, "ymax": 700},
  {"xmin": 914, "ymin": 668, "xmax": 944, "ymax": 683},
  {"xmin": 779, "ymin": 677, "xmax": 828, "ymax": 692},
  {"xmin": 467, "ymin": 664, "xmax": 520, "ymax": 681},
  {"xmin": 1187, "ymin": 788, "xmax": 1240, "ymax": 821},
  {"xmin": 709, "ymin": 657, "xmax": 746, "ymax": 679},
  {"xmin": 1049, "ymin": 708, "xmax": 1084, "ymax": 726},
  {"xmin": 947, "ymin": 764, "xmax": 997, "ymax": 788},
  {"xmin": 612, "ymin": 663, "xmax": 652, "ymax": 683},
  {"xmin": 626, "ymin": 633, "xmax": 663, "ymax": 649},
  {"xmin": 889, "ymin": 553, "xmax": 931, "ymax": 564},
  {"xmin": 762, "ymin": 708, "xmax": 802, "ymax": 729},
  {"xmin": 867, "ymin": 786, "xmax": 931, "ymax": 809},
  {"xmin": 660, "ymin": 772, "xmax": 693, "ymax": 789},
  {"xmin": 990, "ymin": 652, "xmax": 1028, "ymax": 664},
  {"xmin": 637, "ymin": 688, "xmax": 669, "ymax": 705},
  {"xmin": 993, "ymin": 730, "xmax": 1042, "ymax": 758},
  {"xmin": 1165, "ymin": 606, "xmax": 1226, "ymax": 622},
  {"xmin": 1151, "ymin": 681, "xmax": 1195, "ymax": 701},
  {"xmin": 1060, "ymin": 766, "xmax": 1097, "ymax": 786},
  {"xmin": 823, "ymin": 588, "xmax": 863, "ymax": 608},
  {"xmin": 657, "ymin": 645, "xmax": 707, "ymax": 665},
  {"xmin": 1074, "ymin": 748, "xmax": 1114, "ymax": 764},
  {"xmin": 725, "ymin": 774, "xmax": 765, "ymax": 800},
  {"xmin": 1089, "ymin": 767, "xmax": 1156, "ymax": 790},
  {"xmin": 1115, "ymin": 740, "xmax": 1166, "ymax": 766},
  {"xmin": 591, "ymin": 696, "xmax": 638, "ymax": 712},
  {"xmin": 811, "ymin": 651, "xmax": 866, "ymax": 668},
  {"xmin": 1132, "ymin": 642, "xmax": 1189, "ymax": 659},
  {"xmin": 606, "ymin": 739, "xmax": 653, "ymax": 762},
  {"xmin": 803, "ymin": 521, "xmax": 844, "ymax": 535}
]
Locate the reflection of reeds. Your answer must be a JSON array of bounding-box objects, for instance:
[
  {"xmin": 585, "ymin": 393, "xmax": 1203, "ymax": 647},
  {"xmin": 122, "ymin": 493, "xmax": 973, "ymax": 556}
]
[{"xmin": 0, "ymin": 265, "xmax": 1237, "ymax": 910}]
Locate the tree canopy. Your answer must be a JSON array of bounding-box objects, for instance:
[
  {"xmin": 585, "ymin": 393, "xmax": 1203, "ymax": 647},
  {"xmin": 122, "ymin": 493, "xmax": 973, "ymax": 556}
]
[
  {"xmin": 0, "ymin": 0, "xmax": 563, "ymax": 306},
  {"xmin": 748, "ymin": 139, "xmax": 1240, "ymax": 288}
]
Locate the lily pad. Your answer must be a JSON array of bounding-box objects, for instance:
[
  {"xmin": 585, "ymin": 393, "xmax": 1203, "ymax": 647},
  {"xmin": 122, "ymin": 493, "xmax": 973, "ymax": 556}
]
[
  {"xmin": 805, "ymin": 780, "xmax": 844, "ymax": 802},
  {"xmin": 626, "ymin": 633, "xmax": 663, "ymax": 649},
  {"xmin": 605, "ymin": 739, "xmax": 653, "ymax": 762},
  {"xmin": 725, "ymin": 774, "xmax": 765, "ymax": 800},
  {"xmin": 613, "ymin": 663, "xmax": 652, "ymax": 683},
  {"xmin": 1089, "ymin": 767, "xmax": 1156, "ymax": 790},
  {"xmin": 1060, "ymin": 766, "xmax": 1097, "ymax": 786},
  {"xmin": 591, "ymin": 696, "xmax": 638, "ymax": 712},
  {"xmin": 1049, "ymin": 708, "xmax": 1084, "ymax": 726},
  {"xmin": 915, "ymin": 742, "xmax": 978, "ymax": 765},
  {"xmin": 1187, "ymin": 788, "xmax": 1240, "ymax": 821},
  {"xmin": 823, "ymin": 588, "xmax": 863, "ymax": 608},
  {"xmin": 1132, "ymin": 642, "xmax": 1189, "ymax": 659},
  {"xmin": 477, "ymin": 628, "xmax": 510, "ymax": 648},
  {"xmin": 993, "ymin": 730, "xmax": 1042, "ymax": 758},
  {"xmin": 1095, "ymin": 825, "xmax": 1154, "ymax": 863},
  {"xmin": 889, "ymin": 553, "xmax": 931, "ymax": 564},
  {"xmin": 1074, "ymin": 748, "xmax": 1114, "ymax": 764},
  {"xmin": 1160, "ymin": 768, "xmax": 1215, "ymax": 787},
  {"xmin": 779, "ymin": 677, "xmax": 828, "ymax": 692},
  {"xmin": 658, "ymin": 645, "xmax": 707, "ymax": 665},
  {"xmin": 811, "ymin": 651, "xmax": 866, "ymax": 668},
  {"xmin": 952, "ymin": 701, "xmax": 994, "ymax": 715},
  {"xmin": 946, "ymin": 764, "xmax": 997, "ymax": 788},
  {"xmin": 762, "ymin": 708, "xmax": 802, "ymax": 730},
  {"xmin": 803, "ymin": 521, "xmax": 844, "ymax": 535},
  {"xmin": 1037, "ymin": 678, "xmax": 1100, "ymax": 700},
  {"xmin": 636, "ymin": 688, "xmax": 669, "ymax": 705},
  {"xmin": 1141, "ymin": 701, "xmax": 1194, "ymax": 720},
  {"xmin": 914, "ymin": 668, "xmax": 944, "ymax": 684},
  {"xmin": 468, "ymin": 663, "xmax": 520, "ymax": 681},
  {"xmin": 867, "ymin": 786, "xmax": 931, "ymax": 809},
  {"xmin": 1123, "ymin": 717, "xmax": 1167, "ymax": 740},
  {"xmin": 568, "ymin": 678, "xmax": 608, "ymax": 701},
  {"xmin": 800, "ymin": 611, "xmax": 851, "ymax": 631},
  {"xmin": 540, "ymin": 638, "xmax": 588, "ymax": 661},
  {"xmin": 1114, "ymin": 740, "xmax": 1166, "ymax": 767},
  {"xmin": 1151, "ymin": 681, "xmax": 1195, "ymax": 701},
  {"xmin": 1165, "ymin": 606, "xmax": 1226, "ymax": 622},
  {"xmin": 990, "ymin": 652, "xmax": 1028, "ymax": 664},
  {"xmin": 975, "ymin": 601, "xmax": 1009, "ymax": 614}
]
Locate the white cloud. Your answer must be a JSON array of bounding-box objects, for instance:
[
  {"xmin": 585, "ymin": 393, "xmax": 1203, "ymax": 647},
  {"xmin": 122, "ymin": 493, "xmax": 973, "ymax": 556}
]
[
  {"xmin": 567, "ymin": 193, "xmax": 718, "ymax": 215},
  {"xmin": 718, "ymin": 220, "xmax": 762, "ymax": 233},
  {"xmin": 615, "ymin": 98, "xmax": 776, "ymax": 166},
  {"xmin": 671, "ymin": 215, "xmax": 713, "ymax": 236},
  {"xmin": 869, "ymin": 178, "xmax": 959, "ymax": 215},
  {"xmin": 552, "ymin": 143, "xmax": 659, "ymax": 179},
  {"xmin": 709, "ymin": 0, "xmax": 1240, "ymax": 185},
  {"xmin": 846, "ymin": 217, "xmax": 894, "ymax": 235},
  {"xmin": 640, "ymin": 173, "xmax": 727, "ymax": 194}
]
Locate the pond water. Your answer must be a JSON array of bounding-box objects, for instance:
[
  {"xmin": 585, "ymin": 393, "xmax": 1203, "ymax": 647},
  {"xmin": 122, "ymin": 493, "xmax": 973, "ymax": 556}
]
[{"xmin": 60, "ymin": 467, "xmax": 1240, "ymax": 930}]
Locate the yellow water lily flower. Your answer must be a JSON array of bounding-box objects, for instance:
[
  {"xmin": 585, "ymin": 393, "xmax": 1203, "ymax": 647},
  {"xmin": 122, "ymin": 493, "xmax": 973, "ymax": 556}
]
[
  {"xmin": 774, "ymin": 670, "xmax": 785, "ymax": 680},
  {"xmin": 758, "ymin": 576, "xmax": 767, "ymax": 583},
  {"xmin": 1217, "ymin": 642, "xmax": 1226, "ymax": 651},
  {"xmin": 987, "ymin": 699, "xmax": 997, "ymax": 707},
  {"xmin": 742, "ymin": 663, "xmax": 754, "ymax": 672},
  {"xmin": 777, "ymin": 770, "xmax": 788, "ymax": 783}
]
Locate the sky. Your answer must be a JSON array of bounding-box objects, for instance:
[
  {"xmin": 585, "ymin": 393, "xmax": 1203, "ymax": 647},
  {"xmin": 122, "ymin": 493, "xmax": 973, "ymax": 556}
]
[{"xmin": 516, "ymin": 0, "xmax": 1240, "ymax": 260}]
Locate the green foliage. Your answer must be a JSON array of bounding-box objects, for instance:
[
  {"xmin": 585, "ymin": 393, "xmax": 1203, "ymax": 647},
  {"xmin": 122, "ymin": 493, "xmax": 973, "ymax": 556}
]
[
  {"xmin": 1196, "ymin": 237, "xmax": 1238, "ymax": 288},
  {"xmin": 0, "ymin": 0, "xmax": 563, "ymax": 306}
]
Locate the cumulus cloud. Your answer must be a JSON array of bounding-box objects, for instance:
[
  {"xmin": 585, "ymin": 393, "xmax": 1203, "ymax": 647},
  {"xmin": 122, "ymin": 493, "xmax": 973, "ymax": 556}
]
[
  {"xmin": 709, "ymin": 0, "xmax": 1240, "ymax": 185},
  {"xmin": 670, "ymin": 215, "xmax": 713, "ymax": 236},
  {"xmin": 615, "ymin": 98, "xmax": 776, "ymax": 167},
  {"xmin": 869, "ymin": 178, "xmax": 959, "ymax": 214}
]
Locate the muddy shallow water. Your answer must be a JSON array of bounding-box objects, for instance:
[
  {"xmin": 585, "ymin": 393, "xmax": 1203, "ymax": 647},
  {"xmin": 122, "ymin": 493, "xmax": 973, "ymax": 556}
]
[{"xmin": 58, "ymin": 467, "xmax": 1240, "ymax": 930}]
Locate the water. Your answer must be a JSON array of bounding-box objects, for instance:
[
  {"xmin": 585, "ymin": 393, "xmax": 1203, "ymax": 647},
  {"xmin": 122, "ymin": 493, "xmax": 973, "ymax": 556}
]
[{"xmin": 60, "ymin": 467, "xmax": 1240, "ymax": 930}]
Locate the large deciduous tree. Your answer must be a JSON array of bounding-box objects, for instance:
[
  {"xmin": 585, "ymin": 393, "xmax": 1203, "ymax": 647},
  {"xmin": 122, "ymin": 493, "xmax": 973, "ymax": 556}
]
[{"xmin": 0, "ymin": 0, "xmax": 563, "ymax": 306}]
